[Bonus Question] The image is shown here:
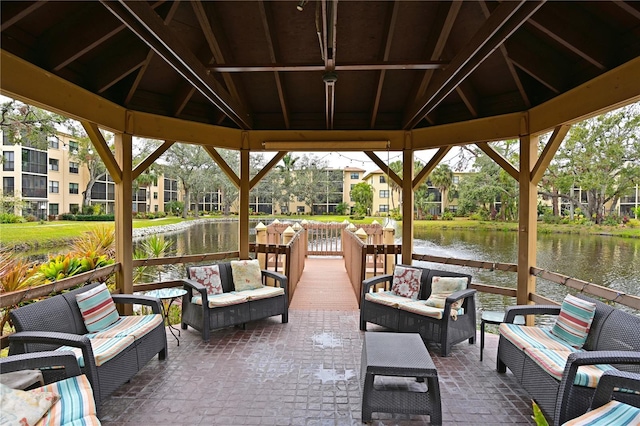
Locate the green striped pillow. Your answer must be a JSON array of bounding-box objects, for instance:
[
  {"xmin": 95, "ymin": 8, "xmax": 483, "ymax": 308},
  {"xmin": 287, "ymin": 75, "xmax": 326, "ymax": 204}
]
[
  {"xmin": 550, "ymin": 294, "xmax": 596, "ymax": 349},
  {"xmin": 76, "ymin": 284, "xmax": 120, "ymax": 333}
]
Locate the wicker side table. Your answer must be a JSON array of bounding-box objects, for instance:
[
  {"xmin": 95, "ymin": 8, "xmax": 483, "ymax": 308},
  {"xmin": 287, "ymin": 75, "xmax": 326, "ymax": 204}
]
[{"xmin": 361, "ymin": 332, "xmax": 441, "ymax": 424}]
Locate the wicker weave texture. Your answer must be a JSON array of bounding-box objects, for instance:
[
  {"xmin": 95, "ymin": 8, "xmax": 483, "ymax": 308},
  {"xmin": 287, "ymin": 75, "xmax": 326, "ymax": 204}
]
[{"xmin": 361, "ymin": 332, "xmax": 441, "ymax": 424}]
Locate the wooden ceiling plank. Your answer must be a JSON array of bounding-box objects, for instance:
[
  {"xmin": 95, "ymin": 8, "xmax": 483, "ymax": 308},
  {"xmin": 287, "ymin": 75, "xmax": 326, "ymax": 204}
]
[
  {"xmin": 404, "ymin": 0, "xmax": 545, "ymax": 129},
  {"xmin": 414, "ymin": 1, "xmax": 462, "ymax": 104},
  {"xmin": 370, "ymin": 1, "xmax": 400, "ymax": 129},
  {"xmin": 1, "ymin": 1, "xmax": 48, "ymax": 33},
  {"xmin": 258, "ymin": 1, "xmax": 290, "ymax": 129},
  {"xmin": 95, "ymin": 48, "xmax": 148, "ymax": 93},
  {"xmin": 125, "ymin": 1, "xmax": 180, "ymax": 106},
  {"xmin": 191, "ymin": 0, "xmax": 241, "ymax": 104},
  {"xmin": 478, "ymin": 0, "xmax": 530, "ymax": 108},
  {"xmin": 102, "ymin": 0, "xmax": 252, "ymax": 129},
  {"xmin": 455, "ymin": 82, "xmax": 479, "ymax": 118}
]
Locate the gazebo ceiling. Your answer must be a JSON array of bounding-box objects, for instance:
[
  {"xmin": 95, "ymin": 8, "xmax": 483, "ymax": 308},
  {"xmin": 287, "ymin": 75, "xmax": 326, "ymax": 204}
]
[{"xmin": 1, "ymin": 1, "xmax": 640, "ymax": 135}]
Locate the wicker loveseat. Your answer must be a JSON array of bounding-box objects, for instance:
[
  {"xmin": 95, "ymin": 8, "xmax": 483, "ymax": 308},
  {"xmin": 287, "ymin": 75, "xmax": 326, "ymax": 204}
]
[
  {"xmin": 8, "ymin": 282, "xmax": 168, "ymax": 406},
  {"xmin": 497, "ymin": 293, "xmax": 640, "ymax": 426},
  {"xmin": 0, "ymin": 351, "xmax": 101, "ymax": 425},
  {"xmin": 181, "ymin": 260, "xmax": 288, "ymax": 341},
  {"xmin": 359, "ymin": 265, "xmax": 476, "ymax": 356}
]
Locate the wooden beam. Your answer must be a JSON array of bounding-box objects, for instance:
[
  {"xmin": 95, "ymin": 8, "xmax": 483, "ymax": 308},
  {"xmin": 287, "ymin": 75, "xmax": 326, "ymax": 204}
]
[
  {"xmin": 1, "ymin": 50, "xmax": 127, "ymax": 133},
  {"xmin": 517, "ymin": 134, "xmax": 538, "ymax": 310},
  {"xmin": 132, "ymin": 140, "xmax": 174, "ymax": 180},
  {"xmin": 114, "ymin": 133, "xmax": 134, "ymax": 310},
  {"xmin": 364, "ymin": 151, "xmax": 402, "ymax": 188},
  {"xmin": 413, "ymin": 147, "xmax": 451, "ymax": 189},
  {"xmin": 1, "ymin": 1, "xmax": 47, "ymax": 32},
  {"xmin": 411, "ymin": 113, "xmax": 524, "ymax": 149},
  {"xmin": 531, "ymin": 124, "xmax": 569, "ymax": 184},
  {"xmin": 476, "ymin": 142, "xmax": 519, "ymax": 180},
  {"xmin": 250, "ymin": 151, "xmax": 287, "ymax": 190},
  {"xmin": 529, "ymin": 55, "xmax": 640, "ymax": 134},
  {"xmin": 239, "ymin": 149, "xmax": 250, "ymax": 259},
  {"xmin": 81, "ymin": 121, "xmax": 122, "ymax": 183},
  {"xmin": 401, "ymin": 147, "xmax": 414, "ymax": 265},
  {"xmin": 371, "ymin": 1, "xmax": 400, "ymax": 128},
  {"xmin": 202, "ymin": 146, "xmax": 240, "ymax": 188}
]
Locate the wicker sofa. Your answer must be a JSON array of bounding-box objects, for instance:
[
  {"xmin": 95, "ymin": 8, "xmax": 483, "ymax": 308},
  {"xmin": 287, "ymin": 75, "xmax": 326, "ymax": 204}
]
[
  {"xmin": 181, "ymin": 261, "xmax": 288, "ymax": 341},
  {"xmin": 8, "ymin": 282, "xmax": 168, "ymax": 406},
  {"xmin": 0, "ymin": 351, "xmax": 101, "ymax": 425},
  {"xmin": 497, "ymin": 293, "xmax": 640, "ymax": 426},
  {"xmin": 359, "ymin": 265, "xmax": 476, "ymax": 356}
]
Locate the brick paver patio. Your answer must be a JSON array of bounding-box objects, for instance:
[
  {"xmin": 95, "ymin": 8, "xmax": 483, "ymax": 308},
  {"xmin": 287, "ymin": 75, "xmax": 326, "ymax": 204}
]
[{"xmin": 99, "ymin": 259, "xmax": 534, "ymax": 425}]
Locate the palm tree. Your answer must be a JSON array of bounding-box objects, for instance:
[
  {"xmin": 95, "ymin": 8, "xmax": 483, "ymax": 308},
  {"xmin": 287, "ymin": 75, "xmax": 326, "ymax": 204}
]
[{"xmin": 430, "ymin": 164, "xmax": 454, "ymax": 210}]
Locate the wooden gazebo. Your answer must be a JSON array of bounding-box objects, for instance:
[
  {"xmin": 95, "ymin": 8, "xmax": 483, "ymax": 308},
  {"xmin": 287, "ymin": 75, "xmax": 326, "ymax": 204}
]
[{"xmin": 2, "ymin": 1, "xmax": 639, "ymax": 307}]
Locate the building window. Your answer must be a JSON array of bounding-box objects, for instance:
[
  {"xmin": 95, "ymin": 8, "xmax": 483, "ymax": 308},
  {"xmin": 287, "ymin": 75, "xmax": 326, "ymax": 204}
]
[
  {"xmin": 69, "ymin": 183, "xmax": 79, "ymax": 194},
  {"xmin": 69, "ymin": 162, "xmax": 79, "ymax": 174},
  {"xmin": 2, "ymin": 151, "xmax": 14, "ymax": 171},
  {"xmin": 22, "ymin": 148, "xmax": 47, "ymax": 174},
  {"xmin": 49, "ymin": 180, "xmax": 59, "ymax": 193},
  {"xmin": 49, "ymin": 203, "xmax": 59, "ymax": 216},
  {"xmin": 350, "ymin": 172, "xmax": 359, "ymax": 179},
  {"xmin": 379, "ymin": 176, "xmax": 386, "ymax": 184},
  {"xmin": 69, "ymin": 204, "xmax": 79, "ymax": 214},
  {"xmin": 379, "ymin": 190, "xmax": 389, "ymax": 198},
  {"xmin": 68, "ymin": 140, "xmax": 79, "ymax": 153},
  {"xmin": 379, "ymin": 204, "xmax": 389, "ymax": 213},
  {"xmin": 48, "ymin": 137, "xmax": 59, "ymax": 149},
  {"xmin": 3, "ymin": 177, "xmax": 14, "ymax": 195},
  {"xmin": 49, "ymin": 158, "xmax": 59, "ymax": 171},
  {"xmin": 22, "ymin": 174, "xmax": 47, "ymax": 198},
  {"xmin": 153, "ymin": 192, "xmax": 158, "ymax": 199}
]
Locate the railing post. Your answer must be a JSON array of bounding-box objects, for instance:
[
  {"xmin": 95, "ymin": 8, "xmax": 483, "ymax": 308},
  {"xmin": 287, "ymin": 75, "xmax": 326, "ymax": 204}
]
[
  {"xmin": 255, "ymin": 222, "xmax": 267, "ymax": 270},
  {"xmin": 383, "ymin": 223, "xmax": 396, "ymax": 274}
]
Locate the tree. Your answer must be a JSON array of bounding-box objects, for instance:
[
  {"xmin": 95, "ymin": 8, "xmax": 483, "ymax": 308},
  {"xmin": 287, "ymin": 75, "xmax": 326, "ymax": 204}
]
[
  {"xmin": 542, "ymin": 103, "xmax": 640, "ymax": 223},
  {"xmin": 350, "ymin": 182, "xmax": 373, "ymax": 216},
  {"xmin": 273, "ymin": 153, "xmax": 298, "ymax": 213},
  {"xmin": 0, "ymin": 100, "xmax": 69, "ymax": 149},
  {"xmin": 163, "ymin": 144, "xmax": 212, "ymax": 218},
  {"xmin": 291, "ymin": 155, "xmax": 328, "ymax": 215},
  {"xmin": 430, "ymin": 164, "xmax": 454, "ymax": 203},
  {"xmin": 71, "ymin": 135, "xmax": 108, "ymax": 210},
  {"xmin": 386, "ymin": 160, "xmax": 403, "ymax": 211}
]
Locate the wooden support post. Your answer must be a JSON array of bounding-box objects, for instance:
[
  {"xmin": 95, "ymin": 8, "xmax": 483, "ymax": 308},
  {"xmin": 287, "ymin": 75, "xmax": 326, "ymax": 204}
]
[
  {"xmin": 239, "ymin": 149, "xmax": 250, "ymax": 259},
  {"xmin": 518, "ymin": 133, "xmax": 539, "ymax": 312},
  {"xmin": 114, "ymin": 132, "xmax": 133, "ymax": 314},
  {"xmin": 255, "ymin": 222, "xmax": 267, "ymax": 269},
  {"xmin": 401, "ymin": 148, "xmax": 414, "ymax": 265},
  {"xmin": 383, "ymin": 223, "xmax": 396, "ymax": 274}
]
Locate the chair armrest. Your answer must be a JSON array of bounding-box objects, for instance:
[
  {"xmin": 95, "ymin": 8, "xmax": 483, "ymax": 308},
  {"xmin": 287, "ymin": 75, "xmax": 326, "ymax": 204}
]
[
  {"xmin": 0, "ymin": 350, "xmax": 81, "ymax": 379},
  {"xmin": 504, "ymin": 304, "xmax": 560, "ymax": 323},
  {"xmin": 591, "ymin": 370, "xmax": 640, "ymax": 410},
  {"xmin": 556, "ymin": 350, "xmax": 640, "ymax": 424},
  {"xmin": 182, "ymin": 279, "xmax": 208, "ymax": 304},
  {"xmin": 445, "ymin": 288, "xmax": 476, "ymax": 304},
  {"xmin": 261, "ymin": 270, "xmax": 289, "ymax": 295},
  {"xmin": 362, "ymin": 274, "xmax": 393, "ymax": 296},
  {"xmin": 112, "ymin": 294, "xmax": 162, "ymax": 314}
]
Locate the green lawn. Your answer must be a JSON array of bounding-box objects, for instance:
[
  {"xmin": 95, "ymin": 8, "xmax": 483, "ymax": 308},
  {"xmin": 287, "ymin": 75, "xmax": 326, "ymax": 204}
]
[{"xmin": 2, "ymin": 215, "xmax": 638, "ymax": 251}]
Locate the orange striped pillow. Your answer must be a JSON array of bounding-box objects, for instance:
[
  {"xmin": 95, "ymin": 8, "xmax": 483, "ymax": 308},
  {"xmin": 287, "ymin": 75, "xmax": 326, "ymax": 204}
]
[{"xmin": 550, "ymin": 294, "xmax": 596, "ymax": 349}]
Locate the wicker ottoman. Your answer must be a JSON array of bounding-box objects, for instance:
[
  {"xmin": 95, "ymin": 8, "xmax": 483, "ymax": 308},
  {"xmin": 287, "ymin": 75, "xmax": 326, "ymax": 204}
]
[{"xmin": 361, "ymin": 332, "xmax": 441, "ymax": 424}]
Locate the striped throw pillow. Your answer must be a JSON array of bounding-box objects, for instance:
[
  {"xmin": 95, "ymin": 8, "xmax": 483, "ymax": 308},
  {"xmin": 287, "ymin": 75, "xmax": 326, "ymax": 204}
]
[
  {"xmin": 32, "ymin": 374, "xmax": 99, "ymax": 426},
  {"xmin": 76, "ymin": 284, "xmax": 120, "ymax": 333},
  {"xmin": 550, "ymin": 294, "xmax": 596, "ymax": 349}
]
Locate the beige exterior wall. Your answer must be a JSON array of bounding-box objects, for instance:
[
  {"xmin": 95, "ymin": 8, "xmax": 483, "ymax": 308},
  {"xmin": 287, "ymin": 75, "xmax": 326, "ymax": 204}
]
[{"xmin": 362, "ymin": 169, "xmax": 401, "ymax": 216}]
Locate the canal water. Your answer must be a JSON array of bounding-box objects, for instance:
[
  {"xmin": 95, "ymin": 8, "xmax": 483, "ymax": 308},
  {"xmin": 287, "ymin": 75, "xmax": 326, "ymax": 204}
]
[{"xmin": 130, "ymin": 220, "xmax": 640, "ymax": 313}]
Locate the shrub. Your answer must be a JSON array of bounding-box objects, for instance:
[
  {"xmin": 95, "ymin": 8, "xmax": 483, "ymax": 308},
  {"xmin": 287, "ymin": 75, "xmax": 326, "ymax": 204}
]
[
  {"xmin": 0, "ymin": 213, "xmax": 25, "ymax": 223},
  {"xmin": 441, "ymin": 211, "xmax": 454, "ymax": 221},
  {"xmin": 626, "ymin": 219, "xmax": 639, "ymax": 228},
  {"xmin": 602, "ymin": 214, "xmax": 621, "ymax": 226},
  {"xmin": 25, "ymin": 214, "xmax": 38, "ymax": 222},
  {"xmin": 542, "ymin": 212, "xmax": 561, "ymax": 224}
]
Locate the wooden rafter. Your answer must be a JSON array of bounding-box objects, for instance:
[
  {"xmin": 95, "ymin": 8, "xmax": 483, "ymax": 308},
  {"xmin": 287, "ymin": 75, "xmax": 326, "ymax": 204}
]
[
  {"xmin": 364, "ymin": 151, "xmax": 402, "ymax": 188},
  {"xmin": 202, "ymin": 146, "xmax": 240, "ymax": 188},
  {"xmin": 370, "ymin": 1, "xmax": 400, "ymax": 129},
  {"xmin": 101, "ymin": 0, "xmax": 252, "ymax": 129},
  {"xmin": 404, "ymin": 0, "xmax": 545, "ymax": 129},
  {"xmin": 258, "ymin": 1, "xmax": 290, "ymax": 129},
  {"xmin": 531, "ymin": 124, "xmax": 570, "ymax": 184},
  {"xmin": 250, "ymin": 151, "xmax": 287, "ymax": 190},
  {"xmin": 0, "ymin": 1, "xmax": 46, "ymax": 32}
]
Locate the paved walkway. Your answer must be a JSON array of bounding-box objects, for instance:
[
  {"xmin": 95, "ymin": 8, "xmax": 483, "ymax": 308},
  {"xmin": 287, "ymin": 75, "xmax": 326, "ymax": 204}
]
[{"xmin": 99, "ymin": 259, "xmax": 533, "ymax": 425}]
